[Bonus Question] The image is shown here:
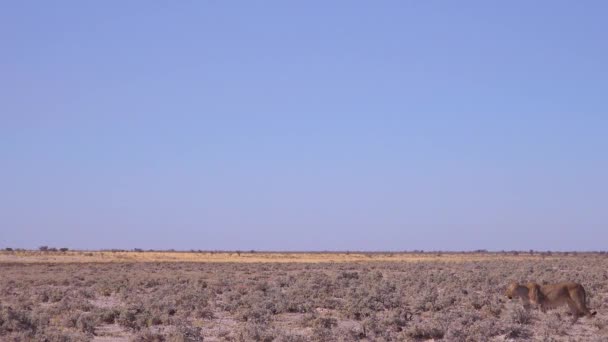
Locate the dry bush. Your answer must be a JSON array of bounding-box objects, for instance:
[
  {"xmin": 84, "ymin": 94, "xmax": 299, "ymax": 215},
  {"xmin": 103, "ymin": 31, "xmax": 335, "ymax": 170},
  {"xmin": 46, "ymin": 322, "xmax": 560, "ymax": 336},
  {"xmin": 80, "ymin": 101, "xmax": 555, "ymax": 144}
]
[
  {"xmin": 131, "ymin": 329, "xmax": 166, "ymax": 342},
  {"xmin": 1, "ymin": 254, "xmax": 607, "ymax": 340},
  {"xmin": 510, "ymin": 306, "xmax": 534, "ymax": 325},
  {"xmin": 405, "ymin": 320, "xmax": 446, "ymax": 340},
  {"xmin": 236, "ymin": 321, "xmax": 277, "ymax": 342}
]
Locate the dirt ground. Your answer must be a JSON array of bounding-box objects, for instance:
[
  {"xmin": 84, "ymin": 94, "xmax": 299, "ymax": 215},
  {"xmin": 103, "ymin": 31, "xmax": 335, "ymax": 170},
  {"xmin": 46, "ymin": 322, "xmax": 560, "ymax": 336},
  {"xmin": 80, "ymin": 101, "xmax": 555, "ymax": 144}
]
[{"xmin": 0, "ymin": 251, "xmax": 606, "ymax": 341}]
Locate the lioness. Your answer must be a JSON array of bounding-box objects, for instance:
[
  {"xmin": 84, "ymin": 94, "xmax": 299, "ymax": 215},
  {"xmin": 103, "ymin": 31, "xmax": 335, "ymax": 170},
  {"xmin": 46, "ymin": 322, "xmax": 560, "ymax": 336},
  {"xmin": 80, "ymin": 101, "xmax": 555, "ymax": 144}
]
[{"xmin": 505, "ymin": 281, "xmax": 597, "ymax": 321}]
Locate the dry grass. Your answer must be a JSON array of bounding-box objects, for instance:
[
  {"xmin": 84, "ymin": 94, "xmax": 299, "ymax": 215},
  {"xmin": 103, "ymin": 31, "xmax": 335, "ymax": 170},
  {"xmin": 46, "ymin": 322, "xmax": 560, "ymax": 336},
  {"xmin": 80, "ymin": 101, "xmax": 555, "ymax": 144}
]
[
  {"xmin": 0, "ymin": 250, "xmax": 555, "ymax": 264},
  {"xmin": 0, "ymin": 252, "xmax": 606, "ymax": 341}
]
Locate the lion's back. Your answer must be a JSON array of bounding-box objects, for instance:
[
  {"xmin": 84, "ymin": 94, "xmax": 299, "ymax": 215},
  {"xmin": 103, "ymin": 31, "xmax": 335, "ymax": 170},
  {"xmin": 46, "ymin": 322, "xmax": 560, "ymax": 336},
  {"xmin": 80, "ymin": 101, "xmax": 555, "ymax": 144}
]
[{"xmin": 541, "ymin": 281, "xmax": 586, "ymax": 305}]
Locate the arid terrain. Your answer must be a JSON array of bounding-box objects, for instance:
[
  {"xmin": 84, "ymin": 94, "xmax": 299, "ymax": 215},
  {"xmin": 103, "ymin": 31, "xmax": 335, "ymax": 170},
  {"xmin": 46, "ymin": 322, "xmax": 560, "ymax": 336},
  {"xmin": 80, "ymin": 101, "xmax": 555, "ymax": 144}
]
[{"xmin": 0, "ymin": 251, "xmax": 607, "ymax": 341}]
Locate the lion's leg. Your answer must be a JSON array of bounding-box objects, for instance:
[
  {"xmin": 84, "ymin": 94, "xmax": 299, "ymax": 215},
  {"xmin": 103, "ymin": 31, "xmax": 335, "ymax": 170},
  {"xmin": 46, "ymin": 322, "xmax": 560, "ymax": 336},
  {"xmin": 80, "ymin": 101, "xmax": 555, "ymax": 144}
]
[
  {"xmin": 575, "ymin": 289, "xmax": 597, "ymax": 318},
  {"xmin": 576, "ymin": 304, "xmax": 590, "ymax": 316},
  {"xmin": 566, "ymin": 299, "xmax": 581, "ymax": 322},
  {"xmin": 576, "ymin": 303, "xmax": 595, "ymax": 318}
]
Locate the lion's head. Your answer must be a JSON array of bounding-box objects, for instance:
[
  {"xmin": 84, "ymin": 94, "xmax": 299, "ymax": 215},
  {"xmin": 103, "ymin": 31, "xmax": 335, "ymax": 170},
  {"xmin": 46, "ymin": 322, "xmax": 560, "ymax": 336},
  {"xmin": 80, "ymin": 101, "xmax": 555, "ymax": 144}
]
[
  {"xmin": 505, "ymin": 282, "xmax": 520, "ymax": 300},
  {"xmin": 505, "ymin": 282, "xmax": 530, "ymax": 301}
]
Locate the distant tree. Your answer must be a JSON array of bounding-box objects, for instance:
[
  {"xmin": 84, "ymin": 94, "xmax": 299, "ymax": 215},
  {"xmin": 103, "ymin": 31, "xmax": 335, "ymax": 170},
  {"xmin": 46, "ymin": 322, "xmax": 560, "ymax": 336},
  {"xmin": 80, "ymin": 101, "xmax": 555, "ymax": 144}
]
[
  {"xmin": 49, "ymin": 247, "xmax": 58, "ymax": 252},
  {"xmin": 133, "ymin": 248, "xmax": 143, "ymax": 252},
  {"xmin": 4, "ymin": 247, "xmax": 13, "ymax": 252},
  {"xmin": 59, "ymin": 247, "xmax": 69, "ymax": 252},
  {"xmin": 39, "ymin": 246, "xmax": 49, "ymax": 252}
]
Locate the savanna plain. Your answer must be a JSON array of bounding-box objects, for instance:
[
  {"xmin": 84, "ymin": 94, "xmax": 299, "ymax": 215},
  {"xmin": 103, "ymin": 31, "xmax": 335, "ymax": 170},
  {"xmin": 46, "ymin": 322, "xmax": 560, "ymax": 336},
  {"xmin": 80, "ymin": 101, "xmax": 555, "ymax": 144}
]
[{"xmin": 0, "ymin": 251, "xmax": 607, "ymax": 341}]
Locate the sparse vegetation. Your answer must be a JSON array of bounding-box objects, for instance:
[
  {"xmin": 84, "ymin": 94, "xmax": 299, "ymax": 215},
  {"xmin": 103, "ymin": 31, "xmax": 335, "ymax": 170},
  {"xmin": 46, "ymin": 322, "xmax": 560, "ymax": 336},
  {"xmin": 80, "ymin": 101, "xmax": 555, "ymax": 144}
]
[{"xmin": 0, "ymin": 252, "xmax": 606, "ymax": 340}]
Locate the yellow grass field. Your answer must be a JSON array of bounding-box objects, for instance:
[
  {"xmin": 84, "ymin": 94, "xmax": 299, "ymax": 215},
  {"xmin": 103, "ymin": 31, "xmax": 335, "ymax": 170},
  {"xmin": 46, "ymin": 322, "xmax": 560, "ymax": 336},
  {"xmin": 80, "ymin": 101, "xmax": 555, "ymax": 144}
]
[{"xmin": 0, "ymin": 250, "xmax": 551, "ymax": 263}]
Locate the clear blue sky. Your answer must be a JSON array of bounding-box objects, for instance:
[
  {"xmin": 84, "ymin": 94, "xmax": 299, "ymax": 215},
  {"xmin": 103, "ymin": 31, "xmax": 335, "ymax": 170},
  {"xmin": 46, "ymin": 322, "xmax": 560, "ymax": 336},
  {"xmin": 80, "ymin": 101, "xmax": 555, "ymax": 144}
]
[{"xmin": 1, "ymin": 1, "xmax": 607, "ymax": 251}]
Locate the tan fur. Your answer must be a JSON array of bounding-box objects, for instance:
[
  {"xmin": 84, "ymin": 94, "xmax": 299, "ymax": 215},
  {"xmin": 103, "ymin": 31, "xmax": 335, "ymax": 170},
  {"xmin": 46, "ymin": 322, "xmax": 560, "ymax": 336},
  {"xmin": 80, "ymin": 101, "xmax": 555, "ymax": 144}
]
[{"xmin": 505, "ymin": 281, "xmax": 597, "ymax": 321}]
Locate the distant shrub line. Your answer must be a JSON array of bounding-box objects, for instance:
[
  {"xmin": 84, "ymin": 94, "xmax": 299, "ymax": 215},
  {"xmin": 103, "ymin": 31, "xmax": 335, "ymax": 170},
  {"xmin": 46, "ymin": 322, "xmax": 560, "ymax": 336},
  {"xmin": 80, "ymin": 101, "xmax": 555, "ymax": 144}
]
[{"xmin": 1, "ymin": 247, "xmax": 607, "ymax": 256}]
